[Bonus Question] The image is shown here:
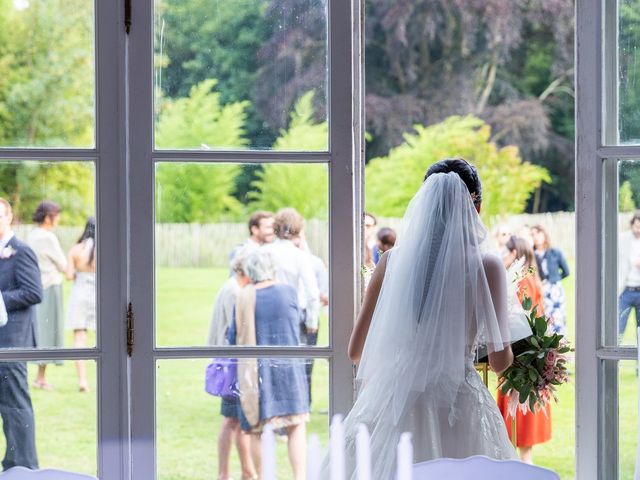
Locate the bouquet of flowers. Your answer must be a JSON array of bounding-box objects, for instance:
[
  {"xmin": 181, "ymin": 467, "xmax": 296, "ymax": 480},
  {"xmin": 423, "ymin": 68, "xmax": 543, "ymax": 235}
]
[{"xmin": 498, "ymin": 295, "xmax": 573, "ymax": 416}]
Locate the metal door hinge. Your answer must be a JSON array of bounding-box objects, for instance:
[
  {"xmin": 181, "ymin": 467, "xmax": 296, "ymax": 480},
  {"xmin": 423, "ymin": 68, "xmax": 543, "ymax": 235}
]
[
  {"xmin": 125, "ymin": 0, "xmax": 132, "ymax": 34},
  {"xmin": 126, "ymin": 302, "xmax": 134, "ymax": 357}
]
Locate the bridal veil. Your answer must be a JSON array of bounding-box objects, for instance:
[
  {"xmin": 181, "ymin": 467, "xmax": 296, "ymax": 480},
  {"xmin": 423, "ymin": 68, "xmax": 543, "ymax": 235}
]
[{"xmin": 355, "ymin": 171, "xmax": 517, "ymax": 425}]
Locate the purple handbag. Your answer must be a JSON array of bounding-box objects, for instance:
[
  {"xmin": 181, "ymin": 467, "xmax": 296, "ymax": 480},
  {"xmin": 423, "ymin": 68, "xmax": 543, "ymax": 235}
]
[{"xmin": 205, "ymin": 358, "xmax": 239, "ymax": 399}]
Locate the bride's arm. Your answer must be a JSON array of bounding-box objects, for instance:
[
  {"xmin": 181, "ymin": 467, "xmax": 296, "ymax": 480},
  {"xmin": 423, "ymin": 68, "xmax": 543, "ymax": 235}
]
[
  {"xmin": 483, "ymin": 254, "xmax": 514, "ymax": 374},
  {"xmin": 348, "ymin": 250, "xmax": 389, "ymax": 363}
]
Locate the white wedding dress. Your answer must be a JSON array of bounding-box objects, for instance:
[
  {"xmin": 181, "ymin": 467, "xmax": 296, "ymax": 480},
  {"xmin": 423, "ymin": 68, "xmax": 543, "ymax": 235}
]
[
  {"xmin": 336, "ymin": 348, "xmax": 517, "ymax": 480},
  {"xmin": 321, "ymin": 173, "xmax": 522, "ymax": 479}
]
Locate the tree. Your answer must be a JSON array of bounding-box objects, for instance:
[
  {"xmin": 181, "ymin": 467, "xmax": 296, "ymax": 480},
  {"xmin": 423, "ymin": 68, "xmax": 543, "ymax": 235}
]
[
  {"xmin": 365, "ymin": 116, "xmax": 550, "ymax": 219},
  {"xmin": 249, "ymin": 91, "xmax": 328, "ymax": 219},
  {"xmin": 253, "ymin": 0, "xmax": 574, "ymax": 211},
  {"xmin": 271, "ymin": 91, "xmax": 327, "ymax": 151},
  {"xmin": 155, "ymin": 80, "xmax": 247, "ymax": 222},
  {"xmin": 0, "ymin": 2, "xmax": 96, "ymax": 224},
  {"xmin": 155, "ymin": 0, "xmax": 274, "ymax": 146},
  {"xmin": 620, "ymin": 181, "xmax": 636, "ymax": 213},
  {"xmin": 253, "ymin": 0, "xmax": 328, "ymax": 134},
  {"xmin": 156, "ymin": 79, "xmax": 249, "ymax": 150},
  {"xmin": 0, "ymin": 0, "xmax": 94, "ymax": 147},
  {"xmin": 0, "ymin": 162, "xmax": 94, "ymax": 225},
  {"xmin": 620, "ymin": 0, "xmax": 640, "ymax": 143},
  {"xmin": 619, "ymin": 160, "xmax": 640, "ymax": 210},
  {"xmin": 618, "ymin": 3, "xmax": 640, "ymax": 205}
]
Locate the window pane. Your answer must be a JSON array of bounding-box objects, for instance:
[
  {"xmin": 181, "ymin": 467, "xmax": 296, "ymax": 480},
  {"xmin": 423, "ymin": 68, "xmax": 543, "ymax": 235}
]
[
  {"xmin": 603, "ymin": 359, "xmax": 640, "ymax": 479},
  {"xmin": 0, "ymin": 160, "xmax": 97, "ymax": 351},
  {"xmin": 153, "ymin": 0, "xmax": 328, "ymax": 151},
  {"xmin": 618, "ymin": 160, "xmax": 640, "ymax": 346},
  {"xmin": 620, "ymin": 1, "xmax": 640, "ymax": 144},
  {"xmin": 156, "ymin": 357, "xmax": 329, "ymax": 480},
  {"xmin": 619, "ymin": 360, "xmax": 638, "ymax": 479},
  {"xmin": 0, "ymin": 359, "xmax": 97, "ymax": 474},
  {"xmin": 0, "ymin": 0, "xmax": 95, "ymax": 148},
  {"xmin": 155, "ymin": 162, "xmax": 329, "ymax": 348}
]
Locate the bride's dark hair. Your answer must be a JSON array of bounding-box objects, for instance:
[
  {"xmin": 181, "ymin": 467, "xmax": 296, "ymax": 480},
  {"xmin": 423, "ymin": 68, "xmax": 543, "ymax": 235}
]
[{"xmin": 424, "ymin": 158, "xmax": 482, "ymax": 206}]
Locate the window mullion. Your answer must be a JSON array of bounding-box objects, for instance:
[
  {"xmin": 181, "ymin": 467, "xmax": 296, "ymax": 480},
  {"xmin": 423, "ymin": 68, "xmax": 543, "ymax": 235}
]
[
  {"xmin": 328, "ymin": 0, "xmax": 357, "ymax": 417},
  {"xmin": 602, "ymin": 158, "xmax": 619, "ymax": 348},
  {"xmin": 95, "ymin": 0, "xmax": 129, "ymax": 477},
  {"xmin": 127, "ymin": 0, "xmax": 156, "ymax": 477},
  {"xmin": 576, "ymin": 0, "xmax": 603, "ymax": 478},
  {"xmin": 152, "ymin": 347, "xmax": 334, "ymax": 358}
]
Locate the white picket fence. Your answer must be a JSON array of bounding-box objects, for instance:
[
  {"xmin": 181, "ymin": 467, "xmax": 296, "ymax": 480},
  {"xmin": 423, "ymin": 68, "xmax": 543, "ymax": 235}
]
[
  {"xmin": 14, "ymin": 211, "xmax": 638, "ymax": 268},
  {"xmin": 154, "ymin": 220, "xmax": 329, "ymax": 268}
]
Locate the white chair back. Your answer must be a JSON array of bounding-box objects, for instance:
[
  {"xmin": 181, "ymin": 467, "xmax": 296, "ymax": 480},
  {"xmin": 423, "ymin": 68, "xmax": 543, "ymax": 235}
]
[
  {"xmin": 0, "ymin": 467, "xmax": 97, "ymax": 480},
  {"xmin": 411, "ymin": 455, "xmax": 560, "ymax": 480}
]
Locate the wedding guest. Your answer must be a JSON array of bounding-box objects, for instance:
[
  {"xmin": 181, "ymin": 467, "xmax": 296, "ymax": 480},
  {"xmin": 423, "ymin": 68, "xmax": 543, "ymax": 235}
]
[
  {"xmin": 228, "ymin": 211, "xmax": 275, "ymax": 271},
  {"xmin": 228, "ymin": 248, "xmax": 309, "ymax": 480},
  {"xmin": 618, "ymin": 211, "xmax": 640, "ymax": 343},
  {"xmin": 66, "ymin": 217, "xmax": 96, "ymax": 392},
  {"xmin": 364, "ymin": 212, "xmax": 377, "ymax": 268},
  {"xmin": 292, "ymin": 230, "xmax": 328, "ymax": 307},
  {"xmin": 263, "ymin": 208, "xmax": 320, "ymax": 343},
  {"xmin": 498, "ymin": 235, "xmax": 552, "ymax": 464},
  {"xmin": 375, "ymin": 227, "xmax": 396, "ymax": 260},
  {"xmin": 28, "ymin": 200, "xmax": 67, "ymax": 390},
  {"xmin": 493, "ymin": 223, "xmax": 512, "ymax": 262},
  {"xmin": 531, "ymin": 224, "xmax": 570, "ymax": 336},
  {"xmin": 207, "ymin": 247, "xmax": 256, "ymax": 480},
  {"xmin": 292, "ymin": 230, "xmax": 329, "ymax": 406},
  {"xmin": 209, "ymin": 248, "xmax": 253, "ymax": 346},
  {"xmin": 0, "ymin": 197, "xmax": 43, "ymax": 470}
]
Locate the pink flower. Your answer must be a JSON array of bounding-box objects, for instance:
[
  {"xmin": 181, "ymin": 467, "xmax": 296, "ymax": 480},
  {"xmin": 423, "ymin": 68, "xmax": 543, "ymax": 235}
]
[{"xmin": 546, "ymin": 350, "xmax": 557, "ymax": 365}]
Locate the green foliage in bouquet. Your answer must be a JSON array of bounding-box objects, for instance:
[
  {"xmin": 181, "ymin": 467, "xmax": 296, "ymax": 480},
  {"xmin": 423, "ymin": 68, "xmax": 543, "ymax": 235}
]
[{"xmin": 498, "ymin": 295, "xmax": 573, "ymax": 414}]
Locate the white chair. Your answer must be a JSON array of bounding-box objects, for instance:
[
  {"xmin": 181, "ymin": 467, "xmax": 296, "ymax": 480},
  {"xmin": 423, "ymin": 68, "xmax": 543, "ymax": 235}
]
[
  {"xmin": 411, "ymin": 455, "xmax": 560, "ymax": 480},
  {"xmin": 0, "ymin": 467, "xmax": 97, "ymax": 480}
]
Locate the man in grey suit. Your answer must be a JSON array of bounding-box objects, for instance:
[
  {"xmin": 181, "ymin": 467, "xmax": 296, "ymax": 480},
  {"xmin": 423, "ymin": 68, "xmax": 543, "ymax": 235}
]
[{"xmin": 0, "ymin": 198, "xmax": 43, "ymax": 470}]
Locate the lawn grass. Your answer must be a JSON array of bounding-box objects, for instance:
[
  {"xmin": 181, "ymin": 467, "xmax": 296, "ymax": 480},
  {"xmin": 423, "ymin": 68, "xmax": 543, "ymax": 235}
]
[{"xmin": 0, "ymin": 264, "xmax": 636, "ymax": 479}]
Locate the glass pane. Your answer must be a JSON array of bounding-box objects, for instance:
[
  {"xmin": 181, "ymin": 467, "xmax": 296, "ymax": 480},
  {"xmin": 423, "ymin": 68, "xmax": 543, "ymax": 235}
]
[
  {"xmin": 0, "ymin": 359, "xmax": 96, "ymax": 474},
  {"xmin": 154, "ymin": 0, "xmax": 328, "ymax": 151},
  {"xmin": 620, "ymin": 0, "xmax": 640, "ymax": 144},
  {"xmin": 0, "ymin": 160, "xmax": 97, "ymax": 351},
  {"xmin": 0, "ymin": 0, "xmax": 95, "ymax": 148},
  {"xmin": 156, "ymin": 357, "xmax": 328, "ymax": 480},
  {"xmin": 155, "ymin": 162, "xmax": 329, "ymax": 348},
  {"xmin": 618, "ymin": 160, "xmax": 640, "ymax": 346},
  {"xmin": 619, "ymin": 360, "xmax": 638, "ymax": 480}
]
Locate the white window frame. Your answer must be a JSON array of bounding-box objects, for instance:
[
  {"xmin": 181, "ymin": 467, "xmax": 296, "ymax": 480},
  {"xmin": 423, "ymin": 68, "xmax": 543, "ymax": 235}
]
[
  {"xmin": 576, "ymin": 1, "xmax": 637, "ymax": 479},
  {"xmin": 126, "ymin": 0, "xmax": 360, "ymax": 478},
  {"xmin": 0, "ymin": 1, "xmax": 128, "ymax": 478}
]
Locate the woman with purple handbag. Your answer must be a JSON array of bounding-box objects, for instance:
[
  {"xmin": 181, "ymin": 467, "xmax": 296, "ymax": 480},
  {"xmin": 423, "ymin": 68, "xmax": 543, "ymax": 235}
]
[
  {"xmin": 226, "ymin": 248, "xmax": 310, "ymax": 480},
  {"xmin": 205, "ymin": 247, "xmax": 256, "ymax": 480}
]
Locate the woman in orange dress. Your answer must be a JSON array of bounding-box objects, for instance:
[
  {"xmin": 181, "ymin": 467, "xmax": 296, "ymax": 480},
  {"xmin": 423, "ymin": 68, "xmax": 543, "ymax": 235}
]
[{"xmin": 497, "ymin": 236, "xmax": 552, "ymax": 464}]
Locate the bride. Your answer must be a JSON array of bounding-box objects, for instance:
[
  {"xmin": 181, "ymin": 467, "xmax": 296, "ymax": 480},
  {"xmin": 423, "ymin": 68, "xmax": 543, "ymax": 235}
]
[{"xmin": 324, "ymin": 158, "xmax": 520, "ymax": 479}]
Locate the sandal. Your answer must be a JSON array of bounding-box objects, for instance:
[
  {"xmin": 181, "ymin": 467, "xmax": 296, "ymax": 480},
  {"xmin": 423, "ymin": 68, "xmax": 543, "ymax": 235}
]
[{"xmin": 32, "ymin": 379, "xmax": 53, "ymax": 391}]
